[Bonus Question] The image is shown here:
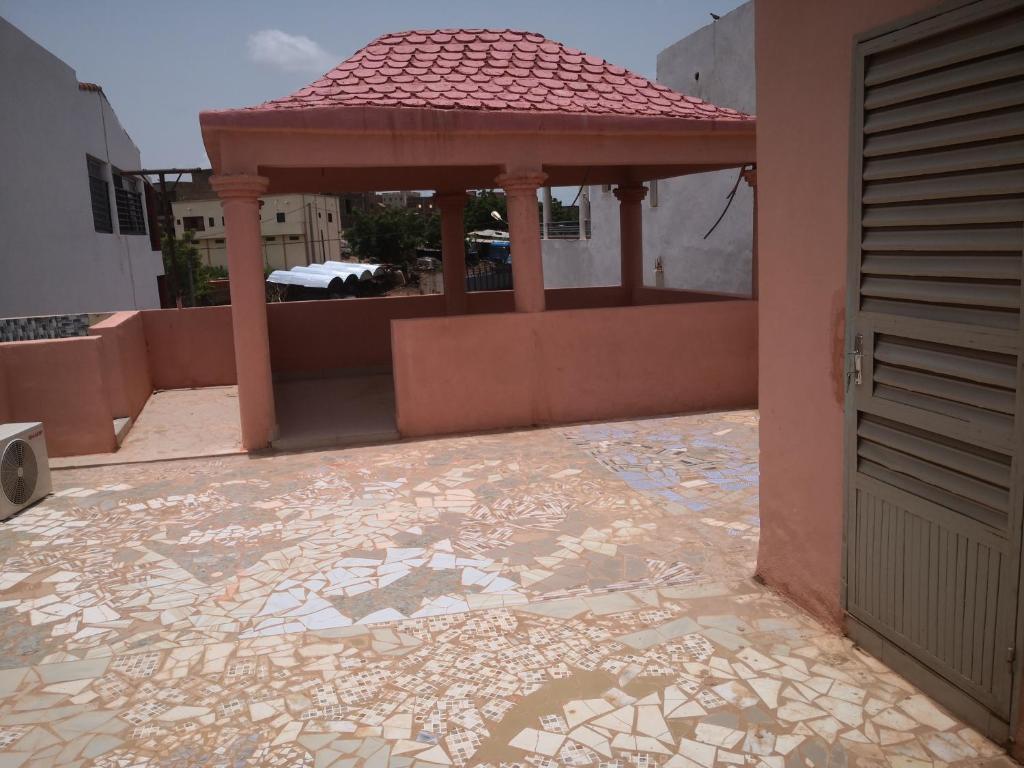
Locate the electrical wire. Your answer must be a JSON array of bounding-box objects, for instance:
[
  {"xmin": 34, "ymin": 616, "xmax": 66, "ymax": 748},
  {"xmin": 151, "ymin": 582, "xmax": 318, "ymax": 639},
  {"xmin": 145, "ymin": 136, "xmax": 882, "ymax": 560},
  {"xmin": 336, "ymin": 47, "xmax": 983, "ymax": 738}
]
[{"xmin": 702, "ymin": 164, "xmax": 753, "ymax": 240}]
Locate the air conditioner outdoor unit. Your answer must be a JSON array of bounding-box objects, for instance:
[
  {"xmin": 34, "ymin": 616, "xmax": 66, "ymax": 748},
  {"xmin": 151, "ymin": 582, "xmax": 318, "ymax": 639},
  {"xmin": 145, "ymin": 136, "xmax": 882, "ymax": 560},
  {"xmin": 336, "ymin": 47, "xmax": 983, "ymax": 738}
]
[{"xmin": 0, "ymin": 423, "xmax": 51, "ymax": 520}]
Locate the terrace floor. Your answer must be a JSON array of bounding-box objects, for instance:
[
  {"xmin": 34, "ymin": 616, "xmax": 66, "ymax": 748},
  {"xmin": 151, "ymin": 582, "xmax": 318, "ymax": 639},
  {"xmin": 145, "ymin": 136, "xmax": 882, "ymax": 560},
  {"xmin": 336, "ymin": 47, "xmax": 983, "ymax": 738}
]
[{"xmin": 0, "ymin": 411, "xmax": 1012, "ymax": 767}]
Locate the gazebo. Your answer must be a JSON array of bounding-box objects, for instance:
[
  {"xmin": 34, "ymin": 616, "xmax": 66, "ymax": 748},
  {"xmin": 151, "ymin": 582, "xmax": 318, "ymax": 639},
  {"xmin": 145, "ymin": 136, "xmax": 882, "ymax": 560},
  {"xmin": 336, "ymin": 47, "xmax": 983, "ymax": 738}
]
[{"xmin": 199, "ymin": 28, "xmax": 756, "ymax": 450}]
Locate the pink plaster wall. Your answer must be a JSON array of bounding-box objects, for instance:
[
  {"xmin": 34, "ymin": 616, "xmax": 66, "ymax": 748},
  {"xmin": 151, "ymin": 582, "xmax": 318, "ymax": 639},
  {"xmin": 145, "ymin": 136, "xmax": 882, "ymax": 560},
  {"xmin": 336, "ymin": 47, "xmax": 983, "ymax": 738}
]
[
  {"xmin": 0, "ymin": 336, "xmax": 116, "ymax": 457},
  {"xmin": 90, "ymin": 312, "xmax": 153, "ymax": 420},
  {"xmin": 142, "ymin": 306, "xmax": 237, "ymax": 389},
  {"xmin": 267, "ymin": 295, "xmax": 446, "ymax": 375},
  {"xmin": 755, "ymin": 0, "xmax": 941, "ymax": 629},
  {"xmin": 392, "ymin": 300, "xmax": 757, "ymax": 437}
]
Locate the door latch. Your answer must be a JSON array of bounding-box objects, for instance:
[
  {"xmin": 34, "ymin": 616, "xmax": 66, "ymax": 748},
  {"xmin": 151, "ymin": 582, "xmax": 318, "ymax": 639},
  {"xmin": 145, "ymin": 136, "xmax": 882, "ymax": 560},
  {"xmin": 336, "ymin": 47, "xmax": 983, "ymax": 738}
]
[{"xmin": 846, "ymin": 334, "xmax": 864, "ymax": 391}]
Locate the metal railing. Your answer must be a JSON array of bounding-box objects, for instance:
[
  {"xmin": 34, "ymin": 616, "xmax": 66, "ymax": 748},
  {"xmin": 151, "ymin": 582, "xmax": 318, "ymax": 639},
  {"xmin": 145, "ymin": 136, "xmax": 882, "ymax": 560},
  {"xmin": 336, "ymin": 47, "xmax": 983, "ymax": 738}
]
[
  {"xmin": 466, "ymin": 262, "xmax": 513, "ymax": 292},
  {"xmin": 545, "ymin": 220, "xmax": 591, "ymax": 239}
]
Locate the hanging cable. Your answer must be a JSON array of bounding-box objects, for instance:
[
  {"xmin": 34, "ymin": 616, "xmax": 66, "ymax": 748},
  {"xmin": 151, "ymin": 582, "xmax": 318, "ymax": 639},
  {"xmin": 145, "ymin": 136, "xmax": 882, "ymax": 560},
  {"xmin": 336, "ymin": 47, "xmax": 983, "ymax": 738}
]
[
  {"xmin": 568, "ymin": 167, "xmax": 592, "ymax": 208},
  {"xmin": 703, "ymin": 164, "xmax": 753, "ymax": 240}
]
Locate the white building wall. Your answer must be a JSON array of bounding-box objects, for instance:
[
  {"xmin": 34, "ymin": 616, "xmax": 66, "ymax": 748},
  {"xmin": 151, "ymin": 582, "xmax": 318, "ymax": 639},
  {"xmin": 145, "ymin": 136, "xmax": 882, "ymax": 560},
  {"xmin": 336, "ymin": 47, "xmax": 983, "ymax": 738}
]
[
  {"xmin": 542, "ymin": 1, "xmax": 755, "ymax": 294},
  {"xmin": 0, "ymin": 17, "xmax": 163, "ymax": 318}
]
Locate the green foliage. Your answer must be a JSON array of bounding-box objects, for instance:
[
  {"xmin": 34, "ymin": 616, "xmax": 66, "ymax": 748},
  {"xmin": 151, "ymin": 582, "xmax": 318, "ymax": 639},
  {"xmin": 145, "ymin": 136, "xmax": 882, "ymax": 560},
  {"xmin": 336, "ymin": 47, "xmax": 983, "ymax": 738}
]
[
  {"xmin": 348, "ymin": 206, "xmax": 436, "ymax": 266},
  {"xmin": 161, "ymin": 232, "xmax": 221, "ymax": 306},
  {"xmin": 464, "ymin": 190, "xmax": 507, "ymax": 233}
]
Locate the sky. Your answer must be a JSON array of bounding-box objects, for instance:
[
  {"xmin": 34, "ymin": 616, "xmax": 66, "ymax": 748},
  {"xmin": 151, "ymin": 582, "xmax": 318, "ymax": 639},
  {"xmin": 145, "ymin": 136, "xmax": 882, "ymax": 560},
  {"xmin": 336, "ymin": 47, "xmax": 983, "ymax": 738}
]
[{"xmin": 0, "ymin": 0, "xmax": 746, "ymax": 194}]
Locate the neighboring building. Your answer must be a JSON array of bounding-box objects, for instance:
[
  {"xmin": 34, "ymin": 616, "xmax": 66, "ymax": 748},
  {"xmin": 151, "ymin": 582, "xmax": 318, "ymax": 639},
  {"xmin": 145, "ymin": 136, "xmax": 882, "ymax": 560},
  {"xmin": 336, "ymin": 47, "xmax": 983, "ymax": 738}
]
[
  {"xmin": 0, "ymin": 17, "xmax": 163, "ymax": 318},
  {"xmin": 338, "ymin": 192, "xmax": 375, "ymax": 228},
  {"xmin": 542, "ymin": 2, "xmax": 754, "ymax": 294},
  {"xmin": 172, "ymin": 191, "xmax": 344, "ymax": 272},
  {"xmin": 377, "ymin": 191, "xmax": 439, "ymax": 216}
]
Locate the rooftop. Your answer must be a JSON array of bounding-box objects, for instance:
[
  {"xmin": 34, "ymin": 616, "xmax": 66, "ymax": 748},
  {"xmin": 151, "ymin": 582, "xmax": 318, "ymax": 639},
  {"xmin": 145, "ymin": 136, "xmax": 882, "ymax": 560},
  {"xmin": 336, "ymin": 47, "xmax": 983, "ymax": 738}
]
[
  {"xmin": 0, "ymin": 411, "xmax": 1009, "ymax": 766},
  {"xmin": 250, "ymin": 28, "xmax": 752, "ymax": 121}
]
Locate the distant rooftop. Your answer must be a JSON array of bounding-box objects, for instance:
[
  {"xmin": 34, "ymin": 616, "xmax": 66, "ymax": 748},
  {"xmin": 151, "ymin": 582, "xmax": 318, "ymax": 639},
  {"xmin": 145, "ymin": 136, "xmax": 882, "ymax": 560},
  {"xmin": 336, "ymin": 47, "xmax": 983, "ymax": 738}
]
[{"xmin": 247, "ymin": 28, "xmax": 752, "ymax": 121}]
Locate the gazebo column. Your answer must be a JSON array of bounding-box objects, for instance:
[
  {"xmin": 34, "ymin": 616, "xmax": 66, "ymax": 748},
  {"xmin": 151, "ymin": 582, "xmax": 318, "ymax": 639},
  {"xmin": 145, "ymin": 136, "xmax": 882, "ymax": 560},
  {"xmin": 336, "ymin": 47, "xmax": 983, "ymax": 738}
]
[
  {"xmin": 614, "ymin": 184, "xmax": 648, "ymax": 305},
  {"xmin": 435, "ymin": 192, "xmax": 468, "ymax": 315},
  {"xmin": 742, "ymin": 167, "xmax": 758, "ymax": 300},
  {"xmin": 498, "ymin": 170, "xmax": 548, "ymax": 313},
  {"xmin": 211, "ymin": 174, "xmax": 276, "ymax": 450}
]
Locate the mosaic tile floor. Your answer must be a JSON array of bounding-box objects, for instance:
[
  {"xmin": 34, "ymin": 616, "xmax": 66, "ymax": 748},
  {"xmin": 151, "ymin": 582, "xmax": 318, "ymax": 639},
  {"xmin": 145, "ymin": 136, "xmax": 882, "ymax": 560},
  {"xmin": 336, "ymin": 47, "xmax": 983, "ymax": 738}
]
[{"xmin": 0, "ymin": 410, "xmax": 1011, "ymax": 767}]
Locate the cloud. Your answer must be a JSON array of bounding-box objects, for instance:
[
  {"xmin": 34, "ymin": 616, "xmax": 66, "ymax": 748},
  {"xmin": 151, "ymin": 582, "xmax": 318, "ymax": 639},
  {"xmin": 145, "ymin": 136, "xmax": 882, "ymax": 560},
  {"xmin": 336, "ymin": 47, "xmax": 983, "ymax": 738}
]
[{"xmin": 247, "ymin": 29, "xmax": 338, "ymax": 73}]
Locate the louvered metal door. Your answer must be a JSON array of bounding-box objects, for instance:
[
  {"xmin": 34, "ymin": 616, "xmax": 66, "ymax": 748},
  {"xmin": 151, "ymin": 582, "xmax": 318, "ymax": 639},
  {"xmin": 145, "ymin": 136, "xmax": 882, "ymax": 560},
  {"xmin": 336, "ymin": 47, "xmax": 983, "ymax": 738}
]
[{"xmin": 844, "ymin": 0, "xmax": 1024, "ymax": 736}]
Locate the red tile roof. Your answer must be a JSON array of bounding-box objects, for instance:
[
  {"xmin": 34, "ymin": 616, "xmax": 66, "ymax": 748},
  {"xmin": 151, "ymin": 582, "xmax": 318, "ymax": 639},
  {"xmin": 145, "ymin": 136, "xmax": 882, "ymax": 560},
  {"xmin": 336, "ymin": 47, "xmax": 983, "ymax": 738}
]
[
  {"xmin": 252, "ymin": 29, "xmax": 751, "ymax": 122},
  {"xmin": 77, "ymin": 82, "xmax": 103, "ymax": 93}
]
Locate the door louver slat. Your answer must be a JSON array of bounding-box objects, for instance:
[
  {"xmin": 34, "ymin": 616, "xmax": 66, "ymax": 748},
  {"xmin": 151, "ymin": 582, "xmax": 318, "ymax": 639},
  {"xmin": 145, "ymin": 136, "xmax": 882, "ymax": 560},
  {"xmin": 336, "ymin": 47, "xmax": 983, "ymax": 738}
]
[
  {"xmin": 861, "ymin": 277, "xmax": 1020, "ymax": 308},
  {"xmin": 863, "ymin": 168, "xmax": 1024, "ymax": 204},
  {"xmin": 864, "ymin": 80, "xmax": 1024, "ymax": 134},
  {"xmin": 864, "ymin": 18, "xmax": 1024, "ymax": 86},
  {"xmin": 864, "ymin": 111, "xmax": 1024, "ymax": 157},
  {"xmin": 865, "ymin": 49, "xmax": 1024, "ymax": 110},
  {"xmin": 863, "ymin": 139, "xmax": 1024, "ymax": 181},
  {"xmin": 873, "ymin": 364, "xmax": 1016, "ymax": 415},
  {"xmin": 863, "ymin": 199, "xmax": 1024, "ymax": 227},
  {"xmin": 861, "ymin": 254, "xmax": 1020, "ymax": 279}
]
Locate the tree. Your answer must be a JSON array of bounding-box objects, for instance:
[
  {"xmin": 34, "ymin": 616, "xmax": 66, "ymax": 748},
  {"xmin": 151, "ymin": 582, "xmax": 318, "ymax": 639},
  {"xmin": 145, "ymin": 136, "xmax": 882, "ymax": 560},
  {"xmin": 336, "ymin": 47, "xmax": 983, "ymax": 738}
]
[
  {"xmin": 161, "ymin": 231, "xmax": 223, "ymax": 306},
  {"xmin": 464, "ymin": 190, "xmax": 507, "ymax": 234},
  {"xmin": 348, "ymin": 206, "xmax": 435, "ymax": 267}
]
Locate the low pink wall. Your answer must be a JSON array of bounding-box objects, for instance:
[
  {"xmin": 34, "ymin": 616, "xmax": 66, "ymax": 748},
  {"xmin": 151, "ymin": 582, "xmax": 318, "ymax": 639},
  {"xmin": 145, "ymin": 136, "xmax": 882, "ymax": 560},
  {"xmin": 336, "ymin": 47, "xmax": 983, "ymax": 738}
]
[
  {"xmin": 142, "ymin": 306, "xmax": 236, "ymax": 389},
  {"xmin": 0, "ymin": 336, "xmax": 115, "ymax": 456},
  {"xmin": 392, "ymin": 300, "xmax": 757, "ymax": 437},
  {"xmin": 267, "ymin": 294, "xmax": 446, "ymax": 375},
  {"xmin": 90, "ymin": 312, "xmax": 152, "ymax": 420}
]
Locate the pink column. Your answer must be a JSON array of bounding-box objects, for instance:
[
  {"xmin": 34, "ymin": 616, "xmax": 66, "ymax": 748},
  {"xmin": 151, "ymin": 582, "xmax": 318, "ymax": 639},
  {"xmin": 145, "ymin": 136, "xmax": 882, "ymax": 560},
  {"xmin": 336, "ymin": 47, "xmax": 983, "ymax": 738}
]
[
  {"xmin": 614, "ymin": 184, "xmax": 648, "ymax": 305},
  {"xmin": 435, "ymin": 192, "xmax": 468, "ymax": 315},
  {"xmin": 210, "ymin": 174, "xmax": 276, "ymax": 450},
  {"xmin": 497, "ymin": 171, "xmax": 547, "ymax": 313},
  {"xmin": 742, "ymin": 167, "xmax": 759, "ymax": 300}
]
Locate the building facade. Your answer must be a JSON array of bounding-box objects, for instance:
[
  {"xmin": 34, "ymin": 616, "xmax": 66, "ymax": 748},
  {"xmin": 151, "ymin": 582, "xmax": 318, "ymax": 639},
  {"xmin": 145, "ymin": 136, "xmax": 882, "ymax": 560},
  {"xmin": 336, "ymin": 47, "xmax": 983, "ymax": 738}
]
[
  {"xmin": 0, "ymin": 17, "xmax": 163, "ymax": 318},
  {"xmin": 542, "ymin": 3, "xmax": 754, "ymax": 295},
  {"xmin": 172, "ymin": 193, "xmax": 344, "ymax": 272}
]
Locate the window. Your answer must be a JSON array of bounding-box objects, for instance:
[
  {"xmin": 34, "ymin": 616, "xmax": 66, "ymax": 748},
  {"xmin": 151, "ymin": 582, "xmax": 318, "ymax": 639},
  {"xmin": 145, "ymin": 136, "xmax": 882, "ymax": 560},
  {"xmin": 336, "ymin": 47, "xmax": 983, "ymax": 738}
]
[
  {"xmin": 317, "ymin": 211, "xmax": 322, "ymax": 218},
  {"xmin": 264, "ymin": 236, "xmax": 275, "ymax": 242},
  {"xmin": 345, "ymin": 200, "xmax": 353, "ymax": 214},
  {"xmin": 113, "ymin": 171, "xmax": 147, "ymax": 235},
  {"xmin": 215, "ymin": 239, "xmax": 225, "ymax": 244},
  {"xmin": 87, "ymin": 156, "xmax": 112, "ymax": 233},
  {"xmin": 288, "ymin": 235, "xmax": 300, "ymax": 241},
  {"xmin": 221, "ymin": 217, "xmax": 224, "ymax": 225},
  {"xmin": 276, "ymin": 212, "xmax": 286, "ymax": 223},
  {"xmin": 208, "ymin": 217, "xmax": 215, "ymax": 227},
  {"xmin": 327, "ymin": 212, "xmax": 333, "ymax": 223},
  {"xmin": 182, "ymin": 216, "xmax": 205, "ymax": 232}
]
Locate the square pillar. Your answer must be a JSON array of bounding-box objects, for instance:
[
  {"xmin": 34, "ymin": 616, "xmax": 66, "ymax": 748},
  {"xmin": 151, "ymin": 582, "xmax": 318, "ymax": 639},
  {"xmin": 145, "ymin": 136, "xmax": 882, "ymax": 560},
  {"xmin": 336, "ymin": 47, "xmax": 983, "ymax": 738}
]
[
  {"xmin": 211, "ymin": 174, "xmax": 276, "ymax": 450},
  {"xmin": 614, "ymin": 184, "xmax": 648, "ymax": 304},
  {"xmin": 497, "ymin": 170, "xmax": 548, "ymax": 313},
  {"xmin": 434, "ymin": 192, "xmax": 468, "ymax": 315}
]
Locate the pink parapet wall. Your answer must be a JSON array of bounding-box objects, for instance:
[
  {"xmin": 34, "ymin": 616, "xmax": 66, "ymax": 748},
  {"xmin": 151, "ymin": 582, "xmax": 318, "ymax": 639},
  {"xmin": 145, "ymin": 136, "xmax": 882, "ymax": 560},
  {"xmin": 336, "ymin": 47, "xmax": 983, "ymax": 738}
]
[
  {"xmin": 755, "ymin": 0, "xmax": 941, "ymax": 629},
  {"xmin": 142, "ymin": 306, "xmax": 236, "ymax": 390},
  {"xmin": 391, "ymin": 300, "xmax": 757, "ymax": 438},
  {"xmin": 90, "ymin": 311, "xmax": 152, "ymax": 421},
  {"xmin": 0, "ymin": 336, "xmax": 116, "ymax": 457}
]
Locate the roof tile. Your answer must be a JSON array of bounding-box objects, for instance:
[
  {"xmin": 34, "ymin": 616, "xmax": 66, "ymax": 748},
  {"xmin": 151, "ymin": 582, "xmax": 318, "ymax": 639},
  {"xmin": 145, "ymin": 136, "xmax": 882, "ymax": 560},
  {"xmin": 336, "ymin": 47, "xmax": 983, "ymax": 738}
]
[{"xmin": 247, "ymin": 28, "xmax": 751, "ymax": 122}]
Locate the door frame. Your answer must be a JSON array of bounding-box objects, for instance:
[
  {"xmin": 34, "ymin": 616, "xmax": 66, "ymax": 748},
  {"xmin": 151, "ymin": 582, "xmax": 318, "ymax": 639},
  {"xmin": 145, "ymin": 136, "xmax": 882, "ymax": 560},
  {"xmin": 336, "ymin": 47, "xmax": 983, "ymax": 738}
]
[{"xmin": 840, "ymin": 0, "xmax": 1024, "ymax": 746}]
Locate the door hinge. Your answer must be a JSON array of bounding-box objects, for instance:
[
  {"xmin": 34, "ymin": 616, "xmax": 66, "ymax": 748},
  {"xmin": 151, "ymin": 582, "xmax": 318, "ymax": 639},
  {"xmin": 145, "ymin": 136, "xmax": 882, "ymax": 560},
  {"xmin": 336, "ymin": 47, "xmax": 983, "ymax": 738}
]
[
  {"xmin": 1008, "ymin": 646, "xmax": 1016, "ymax": 664},
  {"xmin": 846, "ymin": 334, "xmax": 864, "ymax": 391}
]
